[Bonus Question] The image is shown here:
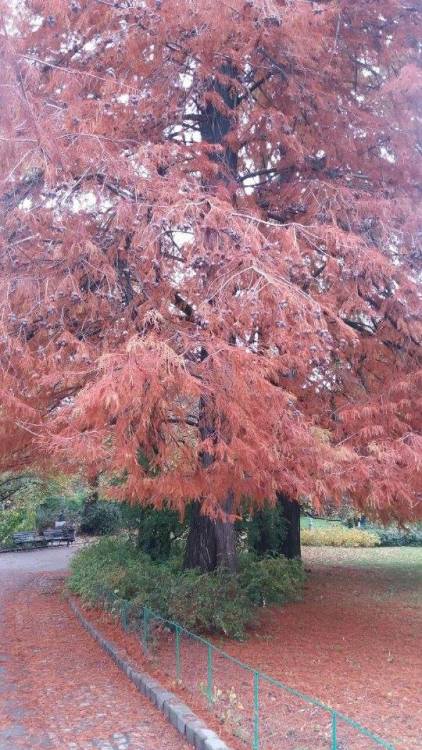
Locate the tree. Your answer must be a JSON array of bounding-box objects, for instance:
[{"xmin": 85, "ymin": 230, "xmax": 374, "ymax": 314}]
[
  {"xmin": 0, "ymin": 471, "xmax": 82, "ymax": 542},
  {"xmin": 0, "ymin": 1, "xmax": 421, "ymax": 570}
]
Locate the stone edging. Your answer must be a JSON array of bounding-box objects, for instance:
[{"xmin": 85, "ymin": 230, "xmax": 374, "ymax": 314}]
[{"xmin": 67, "ymin": 596, "xmax": 232, "ymax": 750}]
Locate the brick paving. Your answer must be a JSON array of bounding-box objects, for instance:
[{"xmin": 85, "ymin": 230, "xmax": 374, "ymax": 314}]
[{"xmin": 0, "ymin": 550, "xmax": 189, "ymax": 750}]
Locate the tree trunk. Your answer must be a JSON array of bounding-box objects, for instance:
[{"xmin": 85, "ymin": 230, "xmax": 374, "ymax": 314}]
[
  {"xmin": 82, "ymin": 475, "xmax": 99, "ymax": 515},
  {"xmin": 277, "ymin": 492, "xmax": 301, "ymax": 559},
  {"xmin": 183, "ymin": 502, "xmax": 217, "ymax": 571},
  {"xmin": 183, "ymin": 70, "xmax": 241, "ymax": 574},
  {"xmin": 199, "ymin": 61, "xmax": 239, "ymax": 186},
  {"xmin": 214, "ymin": 492, "xmax": 237, "ymax": 572},
  {"xmin": 183, "ymin": 497, "xmax": 237, "ymax": 573}
]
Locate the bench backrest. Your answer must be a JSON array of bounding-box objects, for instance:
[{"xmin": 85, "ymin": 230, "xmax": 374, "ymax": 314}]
[
  {"xmin": 43, "ymin": 527, "xmax": 75, "ymax": 540},
  {"xmin": 12, "ymin": 531, "xmax": 37, "ymax": 542}
]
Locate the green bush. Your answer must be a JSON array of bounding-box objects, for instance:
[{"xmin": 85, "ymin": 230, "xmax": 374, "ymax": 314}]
[
  {"xmin": 167, "ymin": 569, "xmax": 253, "ymax": 639},
  {"xmin": 135, "ymin": 506, "xmax": 184, "ymax": 560},
  {"xmin": 247, "ymin": 506, "xmax": 287, "ymax": 557},
  {"xmin": 0, "ymin": 508, "xmax": 28, "ymax": 545},
  {"xmin": 239, "ymin": 554, "xmax": 305, "ymax": 607},
  {"xmin": 301, "ymin": 526, "xmax": 380, "ymax": 547},
  {"xmin": 68, "ymin": 537, "xmax": 305, "ymax": 639},
  {"xmin": 375, "ymin": 526, "xmax": 422, "ymax": 547},
  {"xmin": 79, "ymin": 501, "xmax": 123, "ymax": 535}
]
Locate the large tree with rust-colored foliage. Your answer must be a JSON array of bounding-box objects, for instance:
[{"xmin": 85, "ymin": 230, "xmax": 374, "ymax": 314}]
[{"xmin": 0, "ymin": 0, "xmax": 421, "ymax": 570}]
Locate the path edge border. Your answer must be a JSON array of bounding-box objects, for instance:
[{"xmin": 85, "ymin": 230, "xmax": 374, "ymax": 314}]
[{"xmin": 67, "ymin": 595, "xmax": 232, "ymax": 750}]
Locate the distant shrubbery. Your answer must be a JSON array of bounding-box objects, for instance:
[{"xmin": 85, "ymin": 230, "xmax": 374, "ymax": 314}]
[
  {"xmin": 0, "ymin": 508, "xmax": 28, "ymax": 545},
  {"xmin": 375, "ymin": 526, "xmax": 422, "ymax": 547},
  {"xmin": 36, "ymin": 493, "xmax": 84, "ymax": 531},
  {"xmin": 79, "ymin": 501, "xmax": 123, "ymax": 536},
  {"xmin": 302, "ymin": 526, "xmax": 380, "ymax": 547},
  {"xmin": 68, "ymin": 537, "xmax": 305, "ymax": 639},
  {"xmin": 301, "ymin": 518, "xmax": 422, "ymax": 548}
]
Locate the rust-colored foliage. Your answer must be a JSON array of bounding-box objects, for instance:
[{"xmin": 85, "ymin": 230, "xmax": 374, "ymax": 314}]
[{"xmin": 0, "ymin": 1, "xmax": 420, "ymax": 521}]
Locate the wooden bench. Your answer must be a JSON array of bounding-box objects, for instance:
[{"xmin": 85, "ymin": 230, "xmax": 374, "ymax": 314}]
[
  {"xmin": 42, "ymin": 527, "xmax": 75, "ymax": 546},
  {"xmin": 12, "ymin": 531, "xmax": 47, "ymax": 549},
  {"xmin": 11, "ymin": 527, "xmax": 75, "ymax": 550}
]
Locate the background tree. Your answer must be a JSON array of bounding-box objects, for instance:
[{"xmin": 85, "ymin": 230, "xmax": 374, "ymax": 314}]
[
  {"xmin": 0, "ymin": 0, "xmax": 421, "ymax": 570},
  {"xmin": 0, "ymin": 471, "xmax": 83, "ymax": 543}
]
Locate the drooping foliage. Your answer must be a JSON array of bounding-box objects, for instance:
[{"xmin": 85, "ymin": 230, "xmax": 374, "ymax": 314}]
[{"xmin": 0, "ymin": 1, "xmax": 421, "ymax": 526}]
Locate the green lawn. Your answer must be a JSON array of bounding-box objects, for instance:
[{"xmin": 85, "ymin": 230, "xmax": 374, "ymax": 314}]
[
  {"xmin": 303, "ymin": 545, "xmax": 422, "ymax": 607},
  {"xmin": 303, "ymin": 544, "xmax": 421, "ymax": 568}
]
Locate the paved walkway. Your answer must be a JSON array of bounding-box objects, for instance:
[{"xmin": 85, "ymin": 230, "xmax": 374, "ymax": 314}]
[{"xmin": 0, "ymin": 548, "xmax": 189, "ymax": 750}]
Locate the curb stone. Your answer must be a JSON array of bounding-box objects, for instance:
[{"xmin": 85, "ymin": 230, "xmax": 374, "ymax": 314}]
[{"xmin": 67, "ymin": 596, "xmax": 233, "ymax": 750}]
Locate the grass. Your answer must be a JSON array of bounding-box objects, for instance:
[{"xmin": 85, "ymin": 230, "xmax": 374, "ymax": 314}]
[
  {"xmin": 223, "ymin": 545, "xmax": 422, "ymax": 750},
  {"xmin": 304, "ymin": 545, "xmax": 422, "ymax": 568},
  {"xmin": 303, "ymin": 546, "xmax": 422, "ymax": 607}
]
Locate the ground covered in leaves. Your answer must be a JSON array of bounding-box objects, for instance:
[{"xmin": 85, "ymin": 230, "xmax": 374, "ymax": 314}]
[
  {"xmin": 220, "ymin": 547, "xmax": 422, "ymax": 750},
  {"xmin": 75, "ymin": 546, "xmax": 421, "ymax": 750},
  {"xmin": 1, "ymin": 546, "xmax": 420, "ymax": 750},
  {"xmin": 0, "ymin": 549, "xmax": 189, "ymax": 750}
]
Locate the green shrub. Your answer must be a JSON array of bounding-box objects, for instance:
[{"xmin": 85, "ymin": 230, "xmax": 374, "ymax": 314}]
[
  {"xmin": 79, "ymin": 501, "xmax": 123, "ymax": 535},
  {"xmin": 301, "ymin": 526, "xmax": 380, "ymax": 547},
  {"xmin": 239, "ymin": 554, "xmax": 305, "ymax": 606},
  {"xmin": 0, "ymin": 508, "xmax": 28, "ymax": 545},
  {"xmin": 375, "ymin": 526, "xmax": 422, "ymax": 547},
  {"xmin": 68, "ymin": 537, "xmax": 305, "ymax": 639},
  {"xmin": 247, "ymin": 506, "xmax": 287, "ymax": 557},
  {"xmin": 167, "ymin": 569, "xmax": 253, "ymax": 639},
  {"xmin": 135, "ymin": 506, "xmax": 184, "ymax": 560}
]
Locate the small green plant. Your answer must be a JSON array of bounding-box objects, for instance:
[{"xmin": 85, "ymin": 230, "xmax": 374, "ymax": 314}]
[{"xmin": 239, "ymin": 553, "xmax": 305, "ymax": 606}]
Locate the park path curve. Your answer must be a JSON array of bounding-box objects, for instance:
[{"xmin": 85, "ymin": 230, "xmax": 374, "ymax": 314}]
[{"xmin": 0, "ymin": 547, "xmax": 189, "ymax": 750}]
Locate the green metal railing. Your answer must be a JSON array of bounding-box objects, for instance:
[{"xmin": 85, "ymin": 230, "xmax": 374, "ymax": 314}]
[{"xmin": 106, "ymin": 592, "xmax": 396, "ymax": 750}]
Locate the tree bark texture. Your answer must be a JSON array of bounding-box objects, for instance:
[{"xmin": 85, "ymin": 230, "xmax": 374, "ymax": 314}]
[{"xmin": 277, "ymin": 491, "xmax": 301, "ymax": 559}]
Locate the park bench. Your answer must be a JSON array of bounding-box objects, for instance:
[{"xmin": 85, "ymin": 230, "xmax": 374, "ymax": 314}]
[
  {"xmin": 42, "ymin": 527, "xmax": 75, "ymax": 546},
  {"xmin": 12, "ymin": 531, "xmax": 47, "ymax": 549},
  {"xmin": 11, "ymin": 526, "xmax": 75, "ymax": 550}
]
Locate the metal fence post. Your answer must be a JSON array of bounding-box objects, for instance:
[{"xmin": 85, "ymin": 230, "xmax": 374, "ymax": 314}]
[
  {"xmin": 207, "ymin": 643, "xmax": 213, "ymax": 705},
  {"xmin": 253, "ymin": 671, "xmax": 260, "ymax": 750},
  {"xmin": 175, "ymin": 625, "xmax": 181, "ymax": 681},
  {"xmin": 331, "ymin": 711, "xmax": 337, "ymax": 750},
  {"xmin": 142, "ymin": 607, "xmax": 149, "ymax": 651},
  {"xmin": 122, "ymin": 601, "xmax": 131, "ymax": 631}
]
